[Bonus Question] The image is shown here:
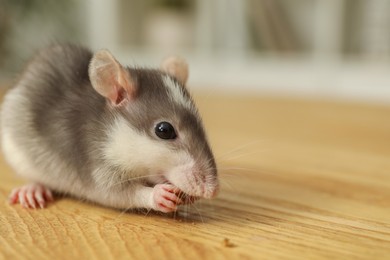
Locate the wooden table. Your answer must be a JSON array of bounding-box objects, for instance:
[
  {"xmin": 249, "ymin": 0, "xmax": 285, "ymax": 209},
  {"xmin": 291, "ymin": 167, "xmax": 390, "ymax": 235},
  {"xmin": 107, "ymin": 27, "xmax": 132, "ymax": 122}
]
[{"xmin": 1, "ymin": 93, "xmax": 389, "ymax": 259}]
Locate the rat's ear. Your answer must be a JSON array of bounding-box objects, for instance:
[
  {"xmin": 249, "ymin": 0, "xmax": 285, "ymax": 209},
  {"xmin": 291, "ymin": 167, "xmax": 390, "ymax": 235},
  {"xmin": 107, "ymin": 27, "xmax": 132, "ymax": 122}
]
[
  {"xmin": 160, "ymin": 56, "xmax": 189, "ymax": 86},
  {"xmin": 89, "ymin": 49, "xmax": 136, "ymax": 105}
]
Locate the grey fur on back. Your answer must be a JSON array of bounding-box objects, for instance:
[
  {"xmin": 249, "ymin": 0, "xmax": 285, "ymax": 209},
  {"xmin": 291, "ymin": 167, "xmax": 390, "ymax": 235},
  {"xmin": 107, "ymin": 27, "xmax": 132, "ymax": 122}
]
[{"xmin": 1, "ymin": 44, "xmax": 106, "ymax": 187}]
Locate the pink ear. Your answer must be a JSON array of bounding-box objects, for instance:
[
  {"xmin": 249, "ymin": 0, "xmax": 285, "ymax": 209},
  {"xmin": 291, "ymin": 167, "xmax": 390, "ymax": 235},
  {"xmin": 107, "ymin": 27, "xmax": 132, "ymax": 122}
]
[
  {"xmin": 89, "ymin": 50, "xmax": 136, "ymax": 105},
  {"xmin": 160, "ymin": 56, "xmax": 189, "ymax": 86}
]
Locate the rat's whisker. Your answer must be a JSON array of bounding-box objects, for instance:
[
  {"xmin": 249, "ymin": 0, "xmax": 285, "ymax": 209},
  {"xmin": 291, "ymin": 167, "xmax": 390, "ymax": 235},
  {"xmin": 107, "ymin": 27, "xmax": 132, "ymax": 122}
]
[
  {"xmin": 219, "ymin": 179, "xmax": 234, "ymax": 191},
  {"xmin": 115, "ymin": 206, "xmax": 133, "ymax": 220},
  {"xmin": 217, "ymin": 149, "xmax": 268, "ymax": 164},
  {"xmin": 144, "ymin": 206, "xmax": 155, "ymax": 217},
  {"xmin": 191, "ymin": 203, "xmax": 204, "ymax": 224},
  {"xmin": 215, "ymin": 140, "xmax": 266, "ymax": 161},
  {"xmin": 219, "ymin": 166, "xmax": 260, "ymax": 173}
]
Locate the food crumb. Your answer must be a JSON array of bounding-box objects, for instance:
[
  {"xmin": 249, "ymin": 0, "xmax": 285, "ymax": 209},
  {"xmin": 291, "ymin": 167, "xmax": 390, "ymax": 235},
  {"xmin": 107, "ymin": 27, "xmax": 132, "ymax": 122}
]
[{"xmin": 222, "ymin": 238, "xmax": 235, "ymax": 248}]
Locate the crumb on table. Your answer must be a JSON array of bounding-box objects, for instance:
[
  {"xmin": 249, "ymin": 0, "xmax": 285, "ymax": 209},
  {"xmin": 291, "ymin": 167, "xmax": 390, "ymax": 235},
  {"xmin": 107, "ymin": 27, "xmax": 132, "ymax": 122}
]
[{"xmin": 222, "ymin": 238, "xmax": 235, "ymax": 248}]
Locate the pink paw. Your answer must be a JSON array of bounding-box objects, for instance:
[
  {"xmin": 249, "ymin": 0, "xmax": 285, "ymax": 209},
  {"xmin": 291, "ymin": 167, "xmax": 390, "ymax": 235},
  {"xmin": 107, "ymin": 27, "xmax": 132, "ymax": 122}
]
[
  {"xmin": 152, "ymin": 184, "xmax": 183, "ymax": 213},
  {"xmin": 8, "ymin": 183, "xmax": 54, "ymax": 209}
]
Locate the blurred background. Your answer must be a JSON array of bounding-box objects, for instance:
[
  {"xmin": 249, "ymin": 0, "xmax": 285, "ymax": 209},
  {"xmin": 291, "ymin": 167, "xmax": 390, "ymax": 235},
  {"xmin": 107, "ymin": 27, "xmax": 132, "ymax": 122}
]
[{"xmin": 1, "ymin": 0, "xmax": 390, "ymax": 104}]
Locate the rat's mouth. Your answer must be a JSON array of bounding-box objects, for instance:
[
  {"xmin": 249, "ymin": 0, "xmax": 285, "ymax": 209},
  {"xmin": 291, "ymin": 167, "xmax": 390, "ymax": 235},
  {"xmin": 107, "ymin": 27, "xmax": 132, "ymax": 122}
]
[
  {"xmin": 161, "ymin": 168, "xmax": 218, "ymax": 199},
  {"xmin": 162, "ymin": 180, "xmax": 201, "ymax": 203},
  {"xmin": 177, "ymin": 193, "xmax": 200, "ymax": 204}
]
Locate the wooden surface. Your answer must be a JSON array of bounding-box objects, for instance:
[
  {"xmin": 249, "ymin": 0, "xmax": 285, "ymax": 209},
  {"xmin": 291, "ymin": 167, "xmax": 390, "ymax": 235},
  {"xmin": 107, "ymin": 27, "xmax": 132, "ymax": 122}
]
[{"xmin": 1, "ymin": 93, "xmax": 390, "ymax": 259}]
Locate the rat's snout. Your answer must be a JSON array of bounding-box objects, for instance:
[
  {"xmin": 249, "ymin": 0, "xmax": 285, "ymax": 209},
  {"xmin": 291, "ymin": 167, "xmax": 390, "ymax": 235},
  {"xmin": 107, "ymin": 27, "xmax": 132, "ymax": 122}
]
[
  {"xmin": 165, "ymin": 156, "xmax": 219, "ymax": 199},
  {"xmin": 189, "ymin": 157, "xmax": 219, "ymax": 199},
  {"xmin": 200, "ymin": 165, "xmax": 219, "ymax": 199}
]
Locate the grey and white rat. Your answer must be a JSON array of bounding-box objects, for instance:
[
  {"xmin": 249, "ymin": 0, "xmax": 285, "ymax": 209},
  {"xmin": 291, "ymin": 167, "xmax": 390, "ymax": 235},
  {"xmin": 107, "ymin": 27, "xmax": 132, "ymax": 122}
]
[{"xmin": 1, "ymin": 43, "xmax": 218, "ymax": 213}]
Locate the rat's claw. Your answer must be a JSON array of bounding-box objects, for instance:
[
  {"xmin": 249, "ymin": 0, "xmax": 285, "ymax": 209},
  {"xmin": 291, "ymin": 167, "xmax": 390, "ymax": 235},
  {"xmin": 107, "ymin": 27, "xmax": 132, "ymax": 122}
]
[
  {"xmin": 26, "ymin": 186, "xmax": 38, "ymax": 209},
  {"xmin": 8, "ymin": 183, "xmax": 53, "ymax": 209},
  {"xmin": 161, "ymin": 184, "xmax": 181, "ymax": 195},
  {"xmin": 44, "ymin": 189, "xmax": 54, "ymax": 202},
  {"xmin": 152, "ymin": 184, "xmax": 182, "ymax": 213},
  {"xmin": 17, "ymin": 187, "xmax": 30, "ymax": 208},
  {"xmin": 8, "ymin": 187, "xmax": 21, "ymax": 204},
  {"xmin": 34, "ymin": 188, "xmax": 45, "ymax": 209}
]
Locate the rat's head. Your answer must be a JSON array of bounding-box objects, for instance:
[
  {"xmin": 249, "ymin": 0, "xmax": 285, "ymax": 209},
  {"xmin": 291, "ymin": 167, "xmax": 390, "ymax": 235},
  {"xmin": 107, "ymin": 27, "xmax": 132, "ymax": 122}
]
[{"xmin": 89, "ymin": 50, "xmax": 219, "ymax": 199}]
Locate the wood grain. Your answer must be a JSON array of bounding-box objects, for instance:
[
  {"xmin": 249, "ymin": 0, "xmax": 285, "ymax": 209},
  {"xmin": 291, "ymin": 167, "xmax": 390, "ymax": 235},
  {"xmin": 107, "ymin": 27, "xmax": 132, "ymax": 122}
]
[{"xmin": 1, "ymin": 93, "xmax": 390, "ymax": 259}]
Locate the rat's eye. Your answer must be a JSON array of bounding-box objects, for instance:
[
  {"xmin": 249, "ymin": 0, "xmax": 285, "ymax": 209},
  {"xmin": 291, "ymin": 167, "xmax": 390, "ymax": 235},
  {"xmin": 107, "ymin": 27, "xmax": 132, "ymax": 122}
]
[{"xmin": 155, "ymin": 122, "xmax": 177, "ymax": 140}]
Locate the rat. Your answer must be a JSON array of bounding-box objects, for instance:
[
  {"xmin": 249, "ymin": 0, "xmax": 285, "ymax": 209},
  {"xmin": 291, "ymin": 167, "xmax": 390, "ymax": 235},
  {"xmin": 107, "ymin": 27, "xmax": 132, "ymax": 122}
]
[{"xmin": 1, "ymin": 43, "xmax": 219, "ymax": 213}]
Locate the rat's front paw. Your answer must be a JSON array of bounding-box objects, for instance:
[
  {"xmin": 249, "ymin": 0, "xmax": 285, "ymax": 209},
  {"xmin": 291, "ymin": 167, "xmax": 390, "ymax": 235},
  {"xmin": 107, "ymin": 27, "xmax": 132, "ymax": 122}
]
[
  {"xmin": 152, "ymin": 184, "xmax": 183, "ymax": 213},
  {"xmin": 8, "ymin": 183, "xmax": 54, "ymax": 209}
]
